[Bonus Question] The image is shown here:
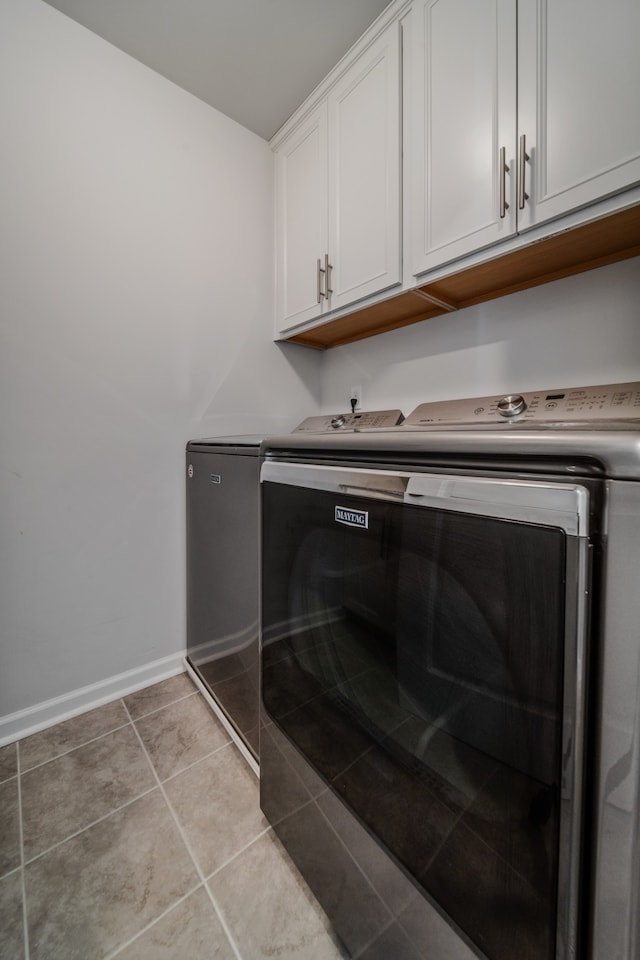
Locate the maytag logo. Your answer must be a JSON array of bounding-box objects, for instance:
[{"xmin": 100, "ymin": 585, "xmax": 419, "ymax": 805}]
[{"xmin": 335, "ymin": 505, "xmax": 368, "ymax": 529}]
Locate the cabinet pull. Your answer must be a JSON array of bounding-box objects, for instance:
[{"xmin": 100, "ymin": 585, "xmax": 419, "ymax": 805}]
[
  {"xmin": 519, "ymin": 134, "xmax": 530, "ymax": 210},
  {"xmin": 324, "ymin": 253, "xmax": 333, "ymax": 298},
  {"xmin": 499, "ymin": 146, "xmax": 510, "ymax": 219},
  {"xmin": 317, "ymin": 258, "xmax": 325, "ymax": 302}
]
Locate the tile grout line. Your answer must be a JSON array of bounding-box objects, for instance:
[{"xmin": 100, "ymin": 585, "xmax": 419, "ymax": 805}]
[
  {"xmin": 13, "ymin": 683, "xmax": 229, "ymax": 957},
  {"xmin": 122, "ymin": 698, "xmax": 244, "ymax": 960},
  {"xmin": 203, "ymin": 824, "xmax": 272, "ymax": 882},
  {"xmin": 20, "ymin": 719, "xmax": 133, "ymax": 775},
  {"xmin": 160, "ymin": 736, "xmax": 233, "ymax": 785},
  {"xmin": 20, "ymin": 688, "xmax": 212, "ymax": 865},
  {"xmin": 125, "ymin": 688, "xmax": 198, "ymax": 723},
  {"xmin": 16, "ymin": 742, "xmax": 31, "ymax": 960},
  {"xmin": 19, "ymin": 683, "xmax": 198, "ymax": 775},
  {"xmin": 101, "ymin": 881, "xmax": 204, "ymax": 960},
  {"xmin": 21, "ymin": 785, "xmax": 159, "ymax": 867}
]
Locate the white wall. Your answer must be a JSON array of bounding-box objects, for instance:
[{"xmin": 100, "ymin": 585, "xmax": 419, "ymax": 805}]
[
  {"xmin": 319, "ymin": 257, "xmax": 640, "ymax": 413},
  {"xmin": 0, "ymin": 0, "xmax": 321, "ymax": 735}
]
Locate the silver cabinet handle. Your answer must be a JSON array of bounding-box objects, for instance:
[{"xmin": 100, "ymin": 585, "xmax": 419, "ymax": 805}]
[
  {"xmin": 519, "ymin": 133, "xmax": 530, "ymax": 210},
  {"xmin": 499, "ymin": 146, "xmax": 510, "ymax": 219},
  {"xmin": 317, "ymin": 257, "xmax": 325, "ymax": 302},
  {"xmin": 324, "ymin": 253, "xmax": 333, "ymax": 298}
]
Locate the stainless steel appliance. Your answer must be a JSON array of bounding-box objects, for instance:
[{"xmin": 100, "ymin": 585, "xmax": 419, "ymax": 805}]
[
  {"xmin": 259, "ymin": 381, "xmax": 640, "ymax": 960},
  {"xmin": 185, "ymin": 411, "xmax": 402, "ymax": 775},
  {"xmin": 186, "ymin": 436, "xmax": 262, "ymax": 772}
]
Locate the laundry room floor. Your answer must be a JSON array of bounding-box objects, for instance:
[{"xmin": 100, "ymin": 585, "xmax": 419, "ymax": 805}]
[{"xmin": 0, "ymin": 673, "xmax": 346, "ymax": 960}]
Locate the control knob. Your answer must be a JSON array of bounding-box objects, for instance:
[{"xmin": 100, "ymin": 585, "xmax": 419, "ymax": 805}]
[
  {"xmin": 497, "ymin": 394, "xmax": 527, "ymax": 418},
  {"xmin": 331, "ymin": 415, "xmax": 346, "ymax": 429}
]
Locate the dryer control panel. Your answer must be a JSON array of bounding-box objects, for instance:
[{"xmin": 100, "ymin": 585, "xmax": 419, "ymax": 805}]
[{"xmin": 405, "ymin": 381, "xmax": 640, "ymax": 426}]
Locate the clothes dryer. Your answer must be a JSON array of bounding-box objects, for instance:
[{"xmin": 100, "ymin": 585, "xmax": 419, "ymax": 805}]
[{"xmin": 260, "ymin": 381, "xmax": 640, "ymax": 960}]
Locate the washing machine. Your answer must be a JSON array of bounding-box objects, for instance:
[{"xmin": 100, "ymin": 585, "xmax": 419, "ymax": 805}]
[
  {"xmin": 185, "ymin": 436, "xmax": 263, "ymax": 772},
  {"xmin": 185, "ymin": 410, "xmax": 403, "ymax": 774}
]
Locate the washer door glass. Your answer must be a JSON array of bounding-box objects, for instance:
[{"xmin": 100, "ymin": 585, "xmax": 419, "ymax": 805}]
[{"xmin": 261, "ymin": 476, "xmax": 578, "ymax": 960}]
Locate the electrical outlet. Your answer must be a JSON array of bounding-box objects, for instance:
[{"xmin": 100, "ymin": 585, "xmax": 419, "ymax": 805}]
[{"xmin": 350, "ymin": 385, "xmax": 362, "ymax": 410}]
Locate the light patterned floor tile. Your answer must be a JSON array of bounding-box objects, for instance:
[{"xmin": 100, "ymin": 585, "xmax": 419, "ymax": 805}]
[
  {"xmin": 110, "ymin": 886, "xmax": 237, "ymax": 960},
  {"xmin": 0, "ymin": 743, "xmax": 18, "ymax": 783},
  {"xmin": 134, "ymin": 693, "xmax": 229, "ymax": 781},
  {"xmin": 208, "ymin": 831, "xmax": 347, "ymax": 960},
  {"xmin": 22, "ymin": 725, "xmax": 155, "ymax": 860},
  {"xmin": 25, "ymin": 790, "xmax": 198, "ymax": 960},
  {"xmin": 123, "ymin": 674, "xmax": 196, "ymax": 720},
  {"xmin": 0, "ymin": 779, "xmax": 21, "ymax": 877},
  {"xmin": 13, "ymin": 680, "xmax": 355, "ymax": 960},
  {"xmin": 164, "ymin": 742, "xmax": 267, "ymax": 877},
  {"xmin": 0, "ymin": 870, "xmax": 25, "ymax": 960},
  {"xmin": 19, "ymin": 700, "xmax": 129, "ymax": 772}
]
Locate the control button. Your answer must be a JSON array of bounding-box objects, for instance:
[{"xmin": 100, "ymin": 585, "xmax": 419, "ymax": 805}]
[
  {"xmin": 331, "ymin": 415, "xmax": 346, "ymax": 429},
  {"xmin": 497, "ymin": 394, "xmax": 527, "ymax": 418}
]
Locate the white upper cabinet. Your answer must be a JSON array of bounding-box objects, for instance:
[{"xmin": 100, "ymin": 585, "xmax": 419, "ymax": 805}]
[
  {"xmin": 411, "ymin": 0, "xmax": 640, "ymax": 278},
  {"xmin": 517, "ymin": 0, "xmax": 640, "ymax": 231},
  {"xmin": 274, "ymin": 20, "xmax": 402, "ymax": 333},
  {"xmin": 411, "ymin": 0, "xmax": 517, "ymax": 277},
  {"xmin": 328, "ymin": 24, "xmax": 402, "ymax": 312},
  {"xmin": 273, "ymin": 0, "xmax": 640, "ymax": 346},
  {"xmin": 275, "ymin": 104, "xmax": 328, "ymax": 329}
]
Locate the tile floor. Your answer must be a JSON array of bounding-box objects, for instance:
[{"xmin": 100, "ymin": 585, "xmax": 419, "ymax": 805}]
[{"xmin": 0, "ymin": 673, "xmax": 347, "ymax": 960}]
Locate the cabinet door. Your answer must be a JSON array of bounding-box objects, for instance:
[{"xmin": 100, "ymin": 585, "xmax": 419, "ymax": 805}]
[
  {"xmin": 411, "ymin": 0, "xmax": 517, "ymax": 277},
  {"xmin": 328, "ymin": 22, "xmax": 402, "ymax": 311},
  {"xmin": 275, "ymin": 104, "xmax": 328, "ymax": 331},
  {"xmin": 518, "ymin": 0, "xmax": 640, "ymax": 231}
]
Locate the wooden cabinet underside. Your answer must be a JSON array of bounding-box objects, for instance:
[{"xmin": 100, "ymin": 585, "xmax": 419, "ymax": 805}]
[{"xmin": 286, "ymin": 204, "xmax": 640, "ymax": 349}]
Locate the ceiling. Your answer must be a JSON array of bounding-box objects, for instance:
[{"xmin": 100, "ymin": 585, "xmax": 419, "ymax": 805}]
[{"xmin": 42, "ymin": 0, "xmax": 392, "ymax": 141}]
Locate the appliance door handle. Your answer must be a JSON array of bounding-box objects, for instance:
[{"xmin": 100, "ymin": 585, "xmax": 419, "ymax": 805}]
[
  {"xmin": 261, "ymin": 461, "xmax": 410, "ymax": 501},
  {"xmin": 261, "ymin": 462, "xmax": 589, "ymax": 535},
  {"xmin": 404, "ymin": 474, "xmax": 589, "ymax": 535}
]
